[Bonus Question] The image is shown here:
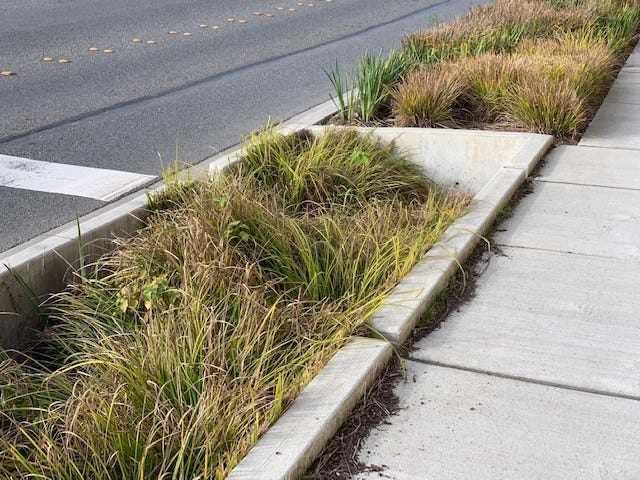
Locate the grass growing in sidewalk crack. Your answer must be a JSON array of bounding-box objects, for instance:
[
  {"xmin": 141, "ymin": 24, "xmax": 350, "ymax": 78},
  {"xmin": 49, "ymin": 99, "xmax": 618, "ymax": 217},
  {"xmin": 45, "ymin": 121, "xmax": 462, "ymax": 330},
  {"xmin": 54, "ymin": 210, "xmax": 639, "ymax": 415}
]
[{"xmin": 0, "ymin": 128, "xmax": 469, "ymax": 479}]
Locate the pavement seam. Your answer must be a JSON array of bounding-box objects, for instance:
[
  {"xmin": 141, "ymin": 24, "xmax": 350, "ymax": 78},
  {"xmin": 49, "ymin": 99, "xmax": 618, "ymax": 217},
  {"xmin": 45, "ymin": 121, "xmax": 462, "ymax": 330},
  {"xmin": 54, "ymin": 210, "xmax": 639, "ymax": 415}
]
[
  {"xmin": 404, "ymin": 357, "xmax": 640, "ymax": 402},
  {"xmin": 533, "ymin": 178, "xmax": 640, "ymax": 192},
  {"xmin": 576, "ymin": 143, "xmax": 640, "ymax": 152},
  {"xmin": 490, "ymin": 242, "xmax": 640, "ymax": 263}
]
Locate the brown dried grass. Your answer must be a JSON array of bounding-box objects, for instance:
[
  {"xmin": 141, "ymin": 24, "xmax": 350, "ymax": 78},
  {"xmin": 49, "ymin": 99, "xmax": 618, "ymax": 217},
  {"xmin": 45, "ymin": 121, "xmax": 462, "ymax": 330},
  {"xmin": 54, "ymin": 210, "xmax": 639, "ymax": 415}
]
[{"xmin": 392, "ymin": 62, "xmax": 468, "ymax": 127}]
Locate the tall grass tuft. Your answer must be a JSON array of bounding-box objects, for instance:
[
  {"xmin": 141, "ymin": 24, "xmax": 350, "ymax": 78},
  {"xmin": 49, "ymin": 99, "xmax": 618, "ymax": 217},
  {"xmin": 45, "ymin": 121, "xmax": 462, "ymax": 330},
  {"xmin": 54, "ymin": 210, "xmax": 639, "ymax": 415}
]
[
  {"xmin": 392, "ymin": 63, "xmax": 468, "ymax": 127},
  {"xmin": 0, "ymin": 128, "xmax": 469, "ymax": 479},
  {"xmin": 324, "ymin": 60, "xmax": 357, "ymax": 122},
  {"xmin": 325, "ymin": 51, "xmax": 414, "ymax": 122},
  {"xmin": 503, "ymin": 76, "xmax": 586, "ymax": 138}
]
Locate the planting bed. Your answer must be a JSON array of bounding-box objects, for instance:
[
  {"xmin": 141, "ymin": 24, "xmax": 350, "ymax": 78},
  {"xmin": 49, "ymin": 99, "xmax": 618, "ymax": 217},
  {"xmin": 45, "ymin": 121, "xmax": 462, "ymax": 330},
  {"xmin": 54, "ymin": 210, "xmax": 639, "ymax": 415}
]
[
  {"xmin": 0, "ymin": 129, "xmax": 470, "ymax": 479},
  {"xmin": 326, "ymin": 0, "xmax": 640, "ymax": 140},
  {"xmin": 3, "ymin": 0, "xmax": 634, "ymax": 476}
]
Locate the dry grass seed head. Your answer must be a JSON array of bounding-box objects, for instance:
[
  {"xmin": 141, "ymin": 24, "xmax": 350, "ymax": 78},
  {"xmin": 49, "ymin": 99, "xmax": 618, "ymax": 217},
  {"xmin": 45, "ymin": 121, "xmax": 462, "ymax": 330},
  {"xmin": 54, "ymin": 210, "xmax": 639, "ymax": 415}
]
[
  {"xmin": 462, "ymin": 53, "xmax": 536, "ymax": 120},
  {"xmin": 504, "ymin": 74, "xmax": 586, "ymax": 138},
  {"xmin": 392, "ymin": 62, "xmax": 468, "ymax": 127}
]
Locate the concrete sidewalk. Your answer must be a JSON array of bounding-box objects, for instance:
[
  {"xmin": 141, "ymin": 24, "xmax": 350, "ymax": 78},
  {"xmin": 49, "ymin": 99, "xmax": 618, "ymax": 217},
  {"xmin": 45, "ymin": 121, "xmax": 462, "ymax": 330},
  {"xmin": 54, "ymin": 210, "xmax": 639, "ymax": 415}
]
[{"xmin": 354, "ymin": 43, "xmax": 640, "ymax": 479}]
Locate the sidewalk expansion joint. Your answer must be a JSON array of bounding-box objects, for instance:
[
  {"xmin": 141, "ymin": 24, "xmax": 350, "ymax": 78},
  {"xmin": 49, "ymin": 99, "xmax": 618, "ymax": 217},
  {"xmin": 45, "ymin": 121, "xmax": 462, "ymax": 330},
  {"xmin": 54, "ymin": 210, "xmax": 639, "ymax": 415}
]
[
  {"xmin": 491, "ymin": 242, "xmax": 640, "ymax": 263},
  {"xmin": 533, "ymin": 178, "xmax": 640, "ymax": 192},
  {"xmin": 575, "ymin": 143, "xmax": 640, "ymax": 153},
  {"xmin": 405, "ymin": 357, "xmax": 640, "ymax": 402}
]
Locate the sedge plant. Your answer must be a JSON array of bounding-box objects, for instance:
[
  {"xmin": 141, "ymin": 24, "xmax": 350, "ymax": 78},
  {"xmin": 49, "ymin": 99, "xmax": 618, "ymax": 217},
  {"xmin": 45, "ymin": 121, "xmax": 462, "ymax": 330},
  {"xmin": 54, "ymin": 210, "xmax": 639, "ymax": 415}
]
[{"xmin": 0, "ymin": 128, "xmax": 469, "ymax": 479}]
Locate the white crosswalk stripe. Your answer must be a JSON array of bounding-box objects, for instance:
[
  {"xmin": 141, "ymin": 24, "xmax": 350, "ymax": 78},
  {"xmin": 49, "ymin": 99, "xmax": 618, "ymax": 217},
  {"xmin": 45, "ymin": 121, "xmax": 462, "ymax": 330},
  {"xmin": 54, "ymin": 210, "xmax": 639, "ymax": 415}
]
[{"xmin": 0, "ymin": 154, "xmax": 156, "ymax": 202}]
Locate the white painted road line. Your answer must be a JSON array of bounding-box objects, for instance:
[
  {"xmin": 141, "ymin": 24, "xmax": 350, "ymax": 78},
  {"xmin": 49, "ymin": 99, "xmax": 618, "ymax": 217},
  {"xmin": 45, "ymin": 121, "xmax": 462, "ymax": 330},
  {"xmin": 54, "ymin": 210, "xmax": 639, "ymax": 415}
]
[{"xmin": 0, "ymin": 154, "xmax": 156, "ymax": 202}]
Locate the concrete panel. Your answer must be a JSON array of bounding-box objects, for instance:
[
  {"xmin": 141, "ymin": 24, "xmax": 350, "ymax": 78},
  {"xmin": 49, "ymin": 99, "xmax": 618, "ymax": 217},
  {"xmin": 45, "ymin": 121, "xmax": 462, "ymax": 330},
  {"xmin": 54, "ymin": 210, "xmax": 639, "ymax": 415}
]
[
  {"xmin": 580, "ymin": 101, "xmax": 640, "ymax": 150},
  {"xmin": 494, "ymin": 181, "xmax": 640, "ymax": 260},
  {"xmin": 356, "ymin": 362, "xmax": 640, "ymax": 480},
  {"xmin": 595, "ymin": 69, "xmax": 640, "ymax": 106},
  {"xmin": 411, "ymin": 247, "xmax": 640, "ymax": 398},
  {"xmin": 537, "ymin": 145, "xmax": 640, "ymax": 190},
  {"xmin": 228, "ymin": 338, "xmax": 392, "ymax": 480}
]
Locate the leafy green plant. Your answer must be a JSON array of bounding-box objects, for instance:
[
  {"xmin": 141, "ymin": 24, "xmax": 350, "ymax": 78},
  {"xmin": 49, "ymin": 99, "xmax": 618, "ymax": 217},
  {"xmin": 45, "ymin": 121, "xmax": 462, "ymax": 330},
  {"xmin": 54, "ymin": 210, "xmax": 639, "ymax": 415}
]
[
  {"xmin": 325, "ymin": 50, "xmax": 414, "ymax": 122},
  {"xmin": 355, "ymin": 50, "xmax": 412, "ymax": 122},
  {"xmin": 323, "ymin": 60, "xmax": 357, "ymax": 121}
]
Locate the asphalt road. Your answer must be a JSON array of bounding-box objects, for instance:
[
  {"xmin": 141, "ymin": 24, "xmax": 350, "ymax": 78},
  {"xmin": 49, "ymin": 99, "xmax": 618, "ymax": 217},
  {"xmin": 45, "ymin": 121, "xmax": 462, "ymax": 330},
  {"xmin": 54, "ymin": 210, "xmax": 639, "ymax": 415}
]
[{"xmin": 0, "ymin": 0, "xmax": 474, "ymax": 253}]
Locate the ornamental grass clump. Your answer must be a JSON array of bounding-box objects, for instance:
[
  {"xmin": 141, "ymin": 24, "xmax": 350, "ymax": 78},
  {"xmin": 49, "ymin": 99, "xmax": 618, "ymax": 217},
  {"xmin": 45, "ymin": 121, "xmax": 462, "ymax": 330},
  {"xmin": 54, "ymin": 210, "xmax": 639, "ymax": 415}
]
[
  {"xmin": 402, "ymin": 0, "xmax": 592, "ymax": 63},
  {"xmin": 327, "ymin": 0, "xmax": 640, "ymax": 139},
  {"xmin": 392, "ymin": 62, "xmax": 468, "ymax": 127},
  {"xmin": 517, "ymin": 32, "xmax": 617, "ymax": 100},
  {"xmin": 503, "ymin": 76, "xmax": 587, "ymax": 137},
  {"xmin": 458, "ymin": 31, "xmax": 617, "ymax": 136},
  {"xmin": 0, "ymin": 128, "xmax": 468, "ymax": 479},
  {"xmin": 463, "ymin": 53, "xmax": 532, "ymax": 121}
]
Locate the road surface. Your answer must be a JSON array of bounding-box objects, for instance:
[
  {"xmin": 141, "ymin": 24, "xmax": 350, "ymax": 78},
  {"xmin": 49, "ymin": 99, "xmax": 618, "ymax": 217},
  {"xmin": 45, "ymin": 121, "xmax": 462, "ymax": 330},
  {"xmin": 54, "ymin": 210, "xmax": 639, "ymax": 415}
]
[{"xmin": 0, "ymin": 0, "xmax": 474, "ymax": 252}]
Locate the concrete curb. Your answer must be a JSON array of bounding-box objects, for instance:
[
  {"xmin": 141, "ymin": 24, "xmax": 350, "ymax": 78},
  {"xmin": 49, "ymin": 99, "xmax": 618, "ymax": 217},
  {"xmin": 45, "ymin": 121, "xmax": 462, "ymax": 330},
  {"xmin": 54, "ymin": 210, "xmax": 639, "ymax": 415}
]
[
  {"xmin": 224, "ymin": 126, "xmax": 551, "ymax": 480},
  {"xmin": 227, "ymin": 338, "xmax": 393, "ymax": 480},
  {"xmin": 369, "ymin": 167, "xmax": 529, "ymax": 345},
  {"xmin": 368, "ymin": 138, "xmax": 551, "ymax": 344}
]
